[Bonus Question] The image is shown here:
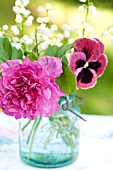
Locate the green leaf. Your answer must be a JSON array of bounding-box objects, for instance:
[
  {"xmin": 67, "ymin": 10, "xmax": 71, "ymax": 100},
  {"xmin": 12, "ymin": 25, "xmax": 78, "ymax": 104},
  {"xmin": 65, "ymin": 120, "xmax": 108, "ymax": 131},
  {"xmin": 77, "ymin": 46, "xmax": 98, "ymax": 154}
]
[
  {"xmin": 58, "ymin": 44, "xmax": 73, "ymax": 58},
  {"xmin": 62, "ymin": 56, "xmax": 68, "ymax": 65},
  {"xmin": 46, "ymin": 44, "xmax": 73, "ymax": 58},
  {"xmin": 0, "ymin": 38, "xmax": 23, "ymax": 62},
  {"xmin": 11, "ymin": 47, "xmax": 23, "ymax": 60},
  {"xmin": 0, "ymin": 38, "xmax": 12, "ymax": 62},
  {"xmin": 56, "ymin": 62, "xmax": 76, "ymax": 94},
  {"xmin": 24, "ymin": 51, "xmax": 29, "ymax": 56},
  {"xmin": 46, "ymin": 45, "xmax": 59, "ymax": 57},
  {"xmin": 28, "ymin": 52, "xmax": 39, "ymax": 61},
  {"xmin": 32, "ymin": 44, "xmax": 38, "ymax": 53}
]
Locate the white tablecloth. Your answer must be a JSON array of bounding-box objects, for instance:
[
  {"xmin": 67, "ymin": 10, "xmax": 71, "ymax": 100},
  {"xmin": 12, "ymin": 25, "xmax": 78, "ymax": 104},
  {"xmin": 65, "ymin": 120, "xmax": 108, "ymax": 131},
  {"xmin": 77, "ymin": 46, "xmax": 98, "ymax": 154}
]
[{"xmin": 0, "ymin": 114, "xmax": 113, "ymax": 170}]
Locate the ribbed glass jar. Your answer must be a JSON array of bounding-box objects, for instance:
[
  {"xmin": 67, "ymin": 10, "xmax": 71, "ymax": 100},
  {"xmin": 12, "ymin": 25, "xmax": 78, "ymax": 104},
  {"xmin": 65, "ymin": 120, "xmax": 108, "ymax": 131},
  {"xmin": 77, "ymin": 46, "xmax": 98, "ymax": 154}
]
[{"xmin": 19, "ymin": 94, "xmax": 80, "ymax": 168}]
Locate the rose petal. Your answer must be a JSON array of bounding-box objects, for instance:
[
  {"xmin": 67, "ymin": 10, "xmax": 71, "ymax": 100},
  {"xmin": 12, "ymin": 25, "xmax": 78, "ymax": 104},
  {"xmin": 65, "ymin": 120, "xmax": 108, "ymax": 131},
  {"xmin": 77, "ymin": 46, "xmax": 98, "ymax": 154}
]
[
  {"xmin": 46, "ymin": 101, "xmax": 59, "ymax": 117},
  {"xmin": 2, "ymin": 59, "xmax": 22, "ymax": 72},
  {"xmin": 43, "ymin": 88, "xmax": 51, "ymax": 100},
  {"xmin": 38, "ymin": 56, "xmax": 63, "ymax": 79}
]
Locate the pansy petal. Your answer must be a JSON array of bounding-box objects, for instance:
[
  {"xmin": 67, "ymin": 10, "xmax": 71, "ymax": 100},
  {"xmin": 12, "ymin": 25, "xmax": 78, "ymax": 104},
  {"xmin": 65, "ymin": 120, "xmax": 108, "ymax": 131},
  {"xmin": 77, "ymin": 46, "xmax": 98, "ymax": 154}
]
[
  {"xmin": 74, "ymin": 38, "xmax": 102, "ymax": 61},
  {"xmin": 89, "ymin": 61, "xmax": 101, "ymax": 73},
  {"xmin": 75, "ymin": 68, "xmax": 97, "ymax": 89},
  {"xmin": 94, "ymin": 38, "xmax": 105, "ymax": 54},
  {"xmin": 69, "ymin": 52, "xmax": 86, "ymax": 73},
  {"xmin": 96, "ymin": 54, "xmax": 108, "ymax": 77}
]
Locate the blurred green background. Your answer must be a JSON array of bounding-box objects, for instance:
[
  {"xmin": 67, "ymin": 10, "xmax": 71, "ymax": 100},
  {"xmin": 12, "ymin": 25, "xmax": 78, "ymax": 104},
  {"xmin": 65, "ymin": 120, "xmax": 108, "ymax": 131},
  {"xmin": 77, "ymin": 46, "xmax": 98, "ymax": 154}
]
[{"xmin": 0, "ymin": 0, "xmax": 113, "ymax": 115}]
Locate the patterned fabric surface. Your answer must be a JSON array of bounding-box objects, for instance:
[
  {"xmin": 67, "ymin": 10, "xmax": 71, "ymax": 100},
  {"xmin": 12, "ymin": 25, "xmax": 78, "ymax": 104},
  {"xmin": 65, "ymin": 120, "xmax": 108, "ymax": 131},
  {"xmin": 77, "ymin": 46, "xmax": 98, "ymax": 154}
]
[{"xmin": 0, "ymin": 113, "xmax": 113, "ymax": 170}]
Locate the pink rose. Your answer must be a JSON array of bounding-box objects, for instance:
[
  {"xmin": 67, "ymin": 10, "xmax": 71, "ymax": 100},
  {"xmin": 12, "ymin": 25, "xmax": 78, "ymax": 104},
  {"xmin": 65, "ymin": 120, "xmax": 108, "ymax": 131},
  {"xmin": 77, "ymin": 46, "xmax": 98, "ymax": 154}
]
[{"xmin": 0, "ymin": 57, "xmax": 64, "ymax": 120}]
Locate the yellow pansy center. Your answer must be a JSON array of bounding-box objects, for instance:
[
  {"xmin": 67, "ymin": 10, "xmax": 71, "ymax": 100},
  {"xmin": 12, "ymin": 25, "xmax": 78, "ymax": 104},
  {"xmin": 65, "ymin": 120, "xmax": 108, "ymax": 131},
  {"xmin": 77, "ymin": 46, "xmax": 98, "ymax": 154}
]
[{"xmin": 83, "ymin": 62, "xmax": 89, "ymax": 68}]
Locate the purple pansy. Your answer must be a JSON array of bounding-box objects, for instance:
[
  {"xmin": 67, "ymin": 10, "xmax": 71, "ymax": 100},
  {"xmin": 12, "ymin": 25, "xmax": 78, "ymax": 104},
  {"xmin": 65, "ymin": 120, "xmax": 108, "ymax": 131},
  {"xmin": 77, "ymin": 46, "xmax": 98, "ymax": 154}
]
[{"xmin": 69, "ymin": 38, "xmax": 108, "ymax": 89}]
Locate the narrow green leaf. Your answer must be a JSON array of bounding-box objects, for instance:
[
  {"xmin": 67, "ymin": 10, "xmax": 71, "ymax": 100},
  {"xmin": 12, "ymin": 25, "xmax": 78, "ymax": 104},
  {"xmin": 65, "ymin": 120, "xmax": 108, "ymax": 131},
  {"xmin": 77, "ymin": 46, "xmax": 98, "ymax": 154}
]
[
  {"xmin": 58, "ymin": 44, "xmax": 73, "ymax": 58},
  {"xmin": 56, "ymin": 62, "xmax": 76, "ymax": 94},
  {"xmin": 0, "ymin": 38, "xmax": 12, "ymax": 62},
  {"xmin": 62, "ymin": 56, "xmax": 68, "ymax": 65},
  {"xmin": 32, "ymin": 44, "xmax": 38, "ymax": 53},
  {"xmin": 11, "ymin": 47, "xmax": 23, "ymax": 60},
  {"xmin": 46, "ymin": 45, "xmax": 59, "ymax": 57},
  {"xmin": 28, "ymin": 52, "xmax": 39, "ymax": 61}
]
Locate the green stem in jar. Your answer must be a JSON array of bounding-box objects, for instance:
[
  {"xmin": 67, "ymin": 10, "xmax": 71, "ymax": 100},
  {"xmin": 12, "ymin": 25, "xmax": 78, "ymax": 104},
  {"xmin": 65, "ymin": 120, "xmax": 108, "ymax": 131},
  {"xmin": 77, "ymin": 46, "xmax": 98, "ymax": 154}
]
[
  {"xmin": 49, "ymin": 115, "xmax": 78, "ymax": 148},
  {"xmin": 28, "ymin": 116, "xmax": 42, "ymax": 158},
  {"xmin": 21, "ymin": 120, "xmax": 31, "ymax": 131},
  {"xmin": 26, "ymin": 119, "xmax": 38, "ymax": 145}
]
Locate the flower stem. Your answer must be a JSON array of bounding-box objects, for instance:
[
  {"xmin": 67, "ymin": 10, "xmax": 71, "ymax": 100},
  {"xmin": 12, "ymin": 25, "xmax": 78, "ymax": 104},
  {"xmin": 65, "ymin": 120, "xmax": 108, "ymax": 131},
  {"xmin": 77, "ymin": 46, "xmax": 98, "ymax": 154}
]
[
  {"xmin": 82, "ymin": 0, "xmax": 90, "ymax": 37},
  {"xmin": 100, "ymin": 24, "xmax": 113, "ymax": 39},
  {"xmin": 26, "ymin": 119, "xmax": 38, "ymax": 145},
  {"xmin": 21, "ymin": 120, "xmax": 31, "ymax": 131},
  {"xmin": 28, "ymin": 116, "xmax": 42, "ymax": 158}
]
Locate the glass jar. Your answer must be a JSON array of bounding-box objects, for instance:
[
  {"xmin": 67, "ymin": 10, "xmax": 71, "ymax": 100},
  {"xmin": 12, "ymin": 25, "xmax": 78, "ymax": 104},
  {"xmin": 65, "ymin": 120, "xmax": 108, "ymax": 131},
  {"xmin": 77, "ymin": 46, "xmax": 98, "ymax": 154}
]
[{"xmin": 19, "ymin": 94, "xmax": 80, "ymax": 168}]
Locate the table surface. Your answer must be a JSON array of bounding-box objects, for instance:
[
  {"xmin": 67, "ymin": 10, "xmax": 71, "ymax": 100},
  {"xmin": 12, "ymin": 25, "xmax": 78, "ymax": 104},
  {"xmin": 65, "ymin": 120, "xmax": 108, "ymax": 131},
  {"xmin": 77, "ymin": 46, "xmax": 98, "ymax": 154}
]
[{"xmin": 0, "ymin": 114, "xmax": 113, "ymax": 170}]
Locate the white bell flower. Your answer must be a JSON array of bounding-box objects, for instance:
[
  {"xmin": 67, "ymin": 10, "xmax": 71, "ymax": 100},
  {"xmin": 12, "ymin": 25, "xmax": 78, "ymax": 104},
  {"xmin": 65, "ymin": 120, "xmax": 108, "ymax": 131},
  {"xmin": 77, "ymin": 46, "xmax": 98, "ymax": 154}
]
[
  {"xmin": 102, "ymin": 30, "xmax": 109, "ymax": 36},
  {"xmin": 62, "ymin": 24, "xmax": 72, "ymax": 32},
  {"xmin": 29, "ymin": 32, "xmax": 35, "ymax": 40},
  {"xmin": 0, "ymin": 32, "xmax": 3, "ymax": 37},
  {"xmin": 12, "ymin": 43, "xmax": 22, "ymax": 50},
  {"xmin": 21, "ymin": 35, "xmax": 33, "ymax": 45},
  {"xmin": 43, "ymin": 17, "xmax": 49, "ymax": 23},
  {"xmin": 78, "ymin": 6, "xmax": 85, "ymax": 12},
  {"xmin": 37, "ymin": 6, "xmax": 45, "ymax": 13},
  {"xmin": 45, "ymin": 3, "xmax": 52, "ymax": 10},
  {"xmin": 13, "ymin": 6, "xmax": 20, "ymax": 13},
  {"xmin": 110, "ymin": 36, "xmax": 113, "ymax": 41},
  {"xmin": 3, "ymin": 25, "xmax": 8, "ymax": 31},
  {"xmin": 13, "ymin": 37, "xmax": 19, "ymax": 42},
  {"xmin": 57, "ymin": 33, "xmax": 64, "ymax": 41},
  {"xmin": 36, "ymin": 17, "xmax": 43, "ymax": 23},
  {"xmin": 89, "ymin": 5, "xmax": 97, "ymax": 15},
  {"xmin": 82, "ymin": 22, "xmax": 89, "ymax": 28},
  {"xmin": 11, "ymin": 25, "xmax": 20, "ymax": 35},
  {"xmin": 22, "ymin": 0, "xmax": 30, "ymax": 7},
  {"xmin": 79, "ymin": 0, "xmax": 86, "ymax": 2},
  {"xmin": 55, "ymin": 39, "xmax": 62, "ymax": 47},
  {"xmin": 15, "ymin": 14, "xmax": 23, "ymax": 23},
  {"xmin": 19, "ymin": 7, "xmax": 26, "ymax": 14},
  {"xmin": 63, "ymin": 30, "xmax": 70, "ymax": 38},
  {"xmin": 48, "ymin": 10, "xmax": 56, "ymax": 16},
  {"xmin": 109, "ymin": 27, "xmax": 113, "ymax": 33},
  {"xmin": 68, "ymin": 38, "xmax": 75, "ymax": 44},
  {"xmin": 38, "ymin": 43, "xmax": 48, "ymax": 53},
  {"xmin": 25, "ymin": 20, "xmax": 32, "ymax": 26},
  {"xmin": 28, "ymin": 15, "xmax": 34, "ymax": 21},
  {"xmin": 23, "ymin": 9, "xmax": 31, "ymax": 17},
  {"xmin": 15, "ymin": 0, "xmax": 22, "ymax": 7},
  {"xmin": 51, "ymin": 24, "xmax": 58, "ymax": 31}
]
